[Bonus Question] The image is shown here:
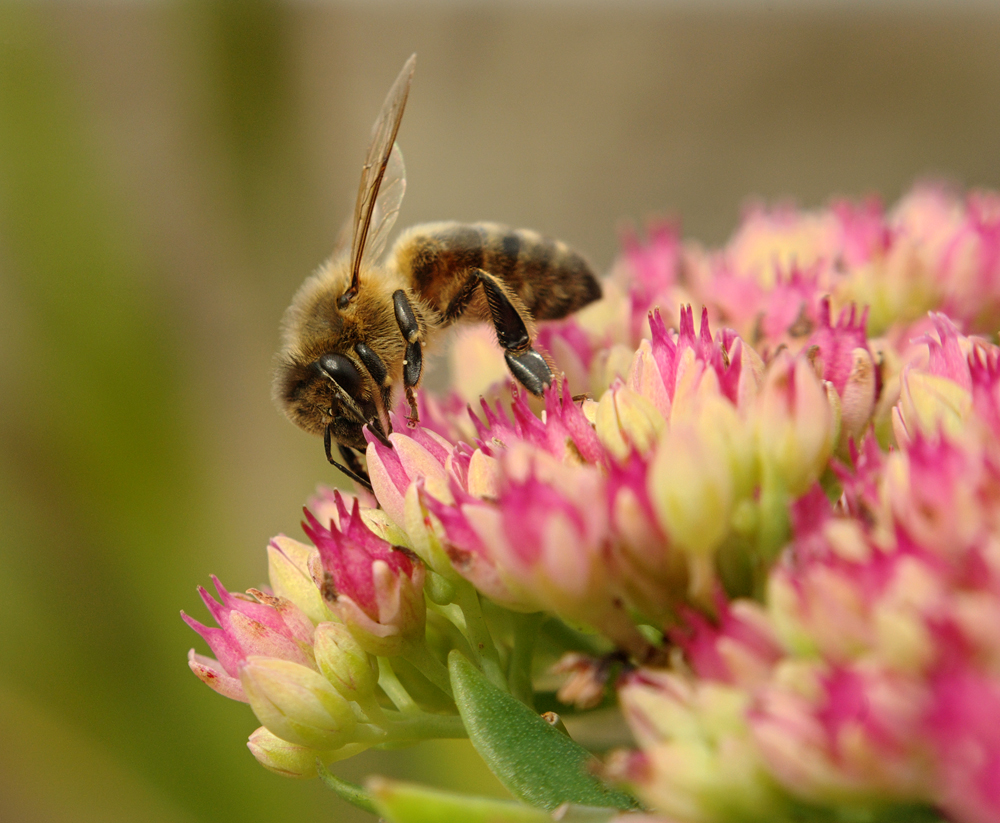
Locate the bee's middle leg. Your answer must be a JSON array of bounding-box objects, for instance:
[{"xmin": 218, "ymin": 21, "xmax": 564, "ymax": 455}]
[{"xmin": 446, "ymin": 269, "xmax": 553, "ymax": 396}]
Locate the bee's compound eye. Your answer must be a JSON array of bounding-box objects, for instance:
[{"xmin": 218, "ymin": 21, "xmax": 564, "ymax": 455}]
[{"xmin": 314, "ymin": 353, "xmax": 362, "ymax": 397}]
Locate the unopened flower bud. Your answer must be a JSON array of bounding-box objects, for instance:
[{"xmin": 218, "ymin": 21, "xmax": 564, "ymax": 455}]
[
  {"xmin": 838, "ymin": 348, "xmax": 878, "ymax": 447},
  {"xmin": 303, "ymin": 492, "xmax": 426, "ymax": 657},
  {"xmin": 182, "ymin": 577, "xmax": 318, "ymax": 703},
  {"xmin": 893, "ymin": 368, "xmax": 970, "ymax": 444},
  {"xmin": 313, "ymin": 622, "xmax": 377, "ymax": 701},
  {"xmin": 609, "ymin": 669, "xmax": 786, "ymax": 821},
  {"xmin": 650, "ymin": 396, "xmax": 752, "ymax": 558},
  {"xmin": 366, "ymin": 428, "xmax": 453, "ymax": 529},
  {"xmin": 247, "ymin": 727, "xmax": 371, "ymax": 778},
  {"xmin": 247, "ymin": 726, "xmax": 321, "ymax": 778},
  {"xmin": 241, "ymin": 657, "xmax": 357, "ymax": 750},
  {"xmin": 626, "ymin": 339, "xmax": 672, "ymax": 419},
  {"xmin": 267, "ymin": 536, "xmax": 329, "ymax": 624},
  {"xmin": 596, "ymin": 380, "xmax": 666, "ymax": 459},
  {"xmin": 755, "ymin": 352, "xmax": 836, "ymax": 496},
  {"xmin": 334, "ymin": 559, "xmax": 427, "ymax": 658}
]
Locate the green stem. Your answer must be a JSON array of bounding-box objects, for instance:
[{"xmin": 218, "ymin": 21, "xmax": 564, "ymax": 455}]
[
  {"xmin": 378, "ymin": 657, "xmax": 419, "ymax": 714},
  {"xmin": 352, "ymin": 702, "xmax": 464, "ymax": 742},
  {"xmin": 352, "ymin": 722, "xmax": 392, "ymax": 746},
  {"xmin": 385, "ymin": 712, "xmax": 466, "ymax": 741},
  {"xmin": 402, "ymin": 640, "xmax": 454, "ymax": 698},
  {"xmin": 355, "ymin": 692, "xmax": 390, "ymax": 728},
  {"xmin": 508, "ymin": 611, "xmax": 542, "ymax": 707},
  {"xmin": 316, "ymin": 761, "xmax": 378, "ymax": 815},
  {"xmin": 755, "ymin": 466, "xmax": 791, "ymax": 598},
  {"xmin": 454, "ymin": 582, "xmax": 509, "ymax": 693}
]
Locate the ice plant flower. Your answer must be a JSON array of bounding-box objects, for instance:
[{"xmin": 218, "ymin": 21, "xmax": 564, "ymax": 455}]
[
  {"xmin": 607, "ymin": 667, "xmax": 789, "ymax": 823},
  {"xmin": 302, "ymin": 492, "xmax": 426, "ymax": 657},
  {"xmin": 184, "ymin": 182, "xmax": 1000, "ymax": 823},
  {"xmin": 611, "ymin": 324, "xmax": 1000, "ymax": 822},
  {"xmin": 182, "ymin": 577, "xmax": 316, "ymax": 702}
]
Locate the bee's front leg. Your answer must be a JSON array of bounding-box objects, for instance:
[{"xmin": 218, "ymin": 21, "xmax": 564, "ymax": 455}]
[
  {"xmin": 462, "ymin": 269, "xmax": 553, "ymax": 396},
  {"xmin": 392, "ymin": 290, "xmax": 422, "ymax": 426},
  {"xmin": 353, "ymin": 342, "xmax": 394, "ymax": 437}
]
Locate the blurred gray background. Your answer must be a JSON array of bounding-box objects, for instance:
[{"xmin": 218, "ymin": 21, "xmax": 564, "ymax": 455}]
[{"xmin": 2, "ymin": 1, "xmax": 999, "ymax": 821}]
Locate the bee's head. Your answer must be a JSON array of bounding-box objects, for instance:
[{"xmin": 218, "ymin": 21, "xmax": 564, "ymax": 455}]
[{"xmin": 273, "ymin": 351, "xmax": 379, "ymax": 451}]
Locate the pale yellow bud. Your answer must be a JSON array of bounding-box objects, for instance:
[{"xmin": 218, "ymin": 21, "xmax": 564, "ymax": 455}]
[
  {"xmin": 241, "ymin": 657, "xmax": 357, "ymax": 750},
  {"xmin": 595, "ymin": 381, "xmax": 666, "ymax": 460},
  {"xmin": 649, "ymin": 398, "xmax": 751, "ymax": 557},
  {"xmin": 267, "ymin": 536, "xmax": 330, "ymax": 624},
  {"xmin": 755, "ymin": 353, "xmax": 836, "ymax": 496},
  {"xmin": 313, "ymin": 622, "xmax": 377, "ymax": 701}
]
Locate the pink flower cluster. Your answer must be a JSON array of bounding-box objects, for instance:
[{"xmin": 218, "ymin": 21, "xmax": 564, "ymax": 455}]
[
  {"xmin": 610, "ymin": 328, "xmax": 1000, "ymax": 821},
  {"xmin": 184, "ymin": 183, "xmax": 1000, "ymax": 819},
  {"xmin": 600, "ymin": 200, "xmax": 1000, "ymax": 822}
]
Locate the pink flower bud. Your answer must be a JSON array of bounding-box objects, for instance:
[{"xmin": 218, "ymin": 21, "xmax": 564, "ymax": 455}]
[
  {"xmin": 606, "ymin": 457, "xmax": 688, "ymax": 624},
  {"xmin": 470, "ymin": 448, "xmax": 653, "ymax": 655},
  {"xmin": 669, "ymin": 599, "xmax": 783, "ymax": 689},
  {"xmin": 885, "ymin": 434, "xmax": 986, "ymax": 556},
  {"xmin": 423, "ymin": 485, "xmax": 534, "ymax": 612},
  {"xmin": 647, "ymin": 306, "xmax": 753, "ymax": 415},
  {"xmin": 471, "ymin": 382, "xmax": 606, "ymax": 465},
  {"xmin": 893, "ymin": 368, "xmax": 970, "ymax": 445},
  {"xmin": 303, "ymin": 492, "xmax": 425, "ymax": 656},
  {"xmin": 365, "ymin": 424, "xmax": 452, "ymax": 528},
  {"xmin": 610, "ymin": 668, "xmax": 785, "ymax": 821},
  {"xmin": 182, "ymin": 577, "xmax": 316, "ymax": 703},
  {"xmin": 749, "ymin": 663, "xmax": 929, "ymax": 803},
  {"xmin": 925, "ymin": 666, "xmax": 1000, "ymax": 823},
  {"xmin": 890, "ymin": 315, "xmax": 996, "ymax": 444}
]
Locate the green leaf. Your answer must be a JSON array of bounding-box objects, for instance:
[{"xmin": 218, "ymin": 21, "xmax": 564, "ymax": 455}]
[
  {"xmin": 370, "ymin": 778, "xmax": 551, "ymax": 823},
  {"xmin": 448, "ymin": 651, "xmax": 639, "ymax": 811},
  {"xmin": 315, "ymin": 760, "xmax": 378, "ymax": 815},
  {"xmin": 370, "ymin": 778, "xmax": 621, "ymax": 823}
]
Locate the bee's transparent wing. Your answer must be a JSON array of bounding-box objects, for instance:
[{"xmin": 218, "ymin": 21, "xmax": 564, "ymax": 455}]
[
  {"xmin": 346, "ymin": 54, "xmax": 415, "ymax": 300},
  {"xmin": 329, "ymin": 215, "xmax": 353, "ymax": 262},
  {"xmin": 360, "ymin": 142, "xmax": 406, "ymax": 269}
]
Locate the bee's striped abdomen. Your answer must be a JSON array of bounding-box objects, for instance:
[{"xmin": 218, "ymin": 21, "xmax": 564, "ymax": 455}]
[{"xmin": 394, "ymin": 221, "xmax": 601, "ymax": 323}]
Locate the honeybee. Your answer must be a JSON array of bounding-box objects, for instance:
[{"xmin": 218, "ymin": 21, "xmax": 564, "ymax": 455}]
[{"xmin": 273, "ymin": 54, "xmax": 601, "ymax": 483}]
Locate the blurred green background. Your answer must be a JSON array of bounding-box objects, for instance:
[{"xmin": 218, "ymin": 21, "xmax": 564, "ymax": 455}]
[{"xmin": 1, "ymin": 1, "xmax": 998, "ymax": 821}]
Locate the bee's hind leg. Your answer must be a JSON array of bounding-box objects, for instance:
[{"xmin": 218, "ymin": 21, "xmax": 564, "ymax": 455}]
[
  {"xmin": 465, "ymin": 269, "xmax": 553, "ymax": 396},
  {"xmin": 392, "ymin": 290, "xmax": 423, "ymax": 425}
]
